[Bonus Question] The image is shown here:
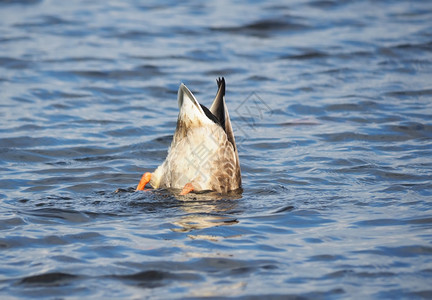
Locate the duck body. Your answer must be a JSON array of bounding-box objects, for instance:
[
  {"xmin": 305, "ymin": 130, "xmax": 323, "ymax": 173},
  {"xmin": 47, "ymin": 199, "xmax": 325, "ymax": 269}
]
[{"xmin": 137, "ymin": 78, "xmax": 241, "ymax": 194}]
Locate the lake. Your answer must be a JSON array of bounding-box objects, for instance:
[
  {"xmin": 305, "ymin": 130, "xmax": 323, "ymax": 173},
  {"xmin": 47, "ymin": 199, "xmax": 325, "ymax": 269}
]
[{"xmin": 1, "ymin": 0, "xmax": 432, "ymax": 298}]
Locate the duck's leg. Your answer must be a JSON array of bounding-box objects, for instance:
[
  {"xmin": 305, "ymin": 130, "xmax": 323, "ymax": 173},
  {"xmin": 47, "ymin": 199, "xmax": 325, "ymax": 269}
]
[
  {"xmin": 136, "ymin": 172, "xmax": 152, "ymax": 191},
  {"xmin": 180, "ymin": 183, "xmax": 194, "ymax": 195}
]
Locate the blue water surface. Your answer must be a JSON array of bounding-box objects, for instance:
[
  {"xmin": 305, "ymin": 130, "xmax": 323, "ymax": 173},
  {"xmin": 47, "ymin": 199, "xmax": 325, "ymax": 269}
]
[{"xmin": 1, "ymin": 0, "xmax": 432, "ymax": 298}]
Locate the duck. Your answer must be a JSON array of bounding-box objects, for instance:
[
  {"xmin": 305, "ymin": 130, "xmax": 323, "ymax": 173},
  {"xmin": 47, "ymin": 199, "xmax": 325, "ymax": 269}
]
[{"xmin": 136, "ymin": 77, "xmax": 241, "ymax": 195}]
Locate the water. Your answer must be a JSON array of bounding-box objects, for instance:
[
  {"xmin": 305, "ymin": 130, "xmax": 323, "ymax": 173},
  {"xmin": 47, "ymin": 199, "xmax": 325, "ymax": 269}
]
[{"xmin": 1, "ymin": 0, "xmax": 432, "ymax": 298}]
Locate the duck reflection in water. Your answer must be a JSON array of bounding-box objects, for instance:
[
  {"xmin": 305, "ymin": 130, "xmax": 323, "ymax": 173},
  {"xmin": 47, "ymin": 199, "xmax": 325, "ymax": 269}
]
[{"xmin": 171, "ymin": 191, "xmax": 242, "ymax": 240}]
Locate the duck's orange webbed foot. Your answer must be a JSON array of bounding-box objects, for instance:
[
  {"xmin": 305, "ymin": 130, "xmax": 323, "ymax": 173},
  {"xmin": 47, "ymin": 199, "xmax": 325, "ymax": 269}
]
[
  {"xmin": 136, "ymin": 172, "xmax": 152, "ymax": 191},
  {"xmin": 180, "ymin": 183, "xmax": 194, "ymax": 195}
]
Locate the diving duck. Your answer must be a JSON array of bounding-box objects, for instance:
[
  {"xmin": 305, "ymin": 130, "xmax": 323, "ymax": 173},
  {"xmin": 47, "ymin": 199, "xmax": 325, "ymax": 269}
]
[{"xmin": 136, "ymin": 77, "xmax": 241, "ymax": 195}]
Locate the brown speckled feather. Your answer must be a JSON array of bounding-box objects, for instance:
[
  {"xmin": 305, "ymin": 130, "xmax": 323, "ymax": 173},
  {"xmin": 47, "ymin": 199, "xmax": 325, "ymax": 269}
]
[
  {"xmin": 210, "ymin": 137, "xmax": 241, "ymax": 193},
  {"xmin": 149, "ymin": 78, "xmax": 241, "ymax": 194}
]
